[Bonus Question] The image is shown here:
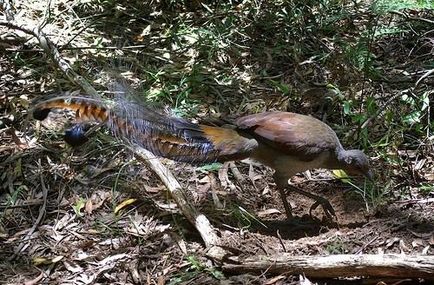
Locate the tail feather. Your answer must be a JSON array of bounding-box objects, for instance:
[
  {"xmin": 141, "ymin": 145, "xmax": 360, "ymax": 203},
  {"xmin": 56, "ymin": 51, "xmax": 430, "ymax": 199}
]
[{"xmin": 31, "ymin": 96, "xmax": 258, "ymax": 163}]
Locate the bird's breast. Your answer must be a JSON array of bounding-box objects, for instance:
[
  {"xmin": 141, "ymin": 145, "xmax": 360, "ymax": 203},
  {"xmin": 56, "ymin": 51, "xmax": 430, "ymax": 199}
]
[{"xmin": 250, "ymin": 145, "xmax": 333, "ymax": 177}]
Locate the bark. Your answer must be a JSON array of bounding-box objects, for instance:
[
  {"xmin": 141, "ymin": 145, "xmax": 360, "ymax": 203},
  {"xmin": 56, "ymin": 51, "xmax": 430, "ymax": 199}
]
[
  {"xmin": 132, "ymin": 147, "xmax": 226, "ymax": 260},
  {"xmin": 223, "ymin": 253, "xmax": 434, "ymax": 279}
]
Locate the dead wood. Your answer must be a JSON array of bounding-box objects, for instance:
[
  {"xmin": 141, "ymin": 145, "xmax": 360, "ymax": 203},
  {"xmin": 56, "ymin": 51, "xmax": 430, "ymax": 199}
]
[
  {"xmin": 132, "ymin": 146, "xmax": 226, "ymax": 260},
  {"xmin": 222, "ymin": 253, "xmax": 434, "ymax": 279}
]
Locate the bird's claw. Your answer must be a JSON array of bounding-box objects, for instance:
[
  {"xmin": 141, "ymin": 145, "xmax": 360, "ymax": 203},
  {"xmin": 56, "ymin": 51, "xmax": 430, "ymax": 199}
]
[{"xmin": 309, "ymin": 198, "xmax": 336, "ymax": 220}]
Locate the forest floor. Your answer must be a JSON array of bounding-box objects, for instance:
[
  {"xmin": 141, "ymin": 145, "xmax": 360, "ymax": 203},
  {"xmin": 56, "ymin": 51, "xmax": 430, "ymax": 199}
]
[
  {"xmin": 1, "ymin": 78, "xmax": 433, "ymax": 284},
  {"xmin": 1, "ymin": 1, "xmax": 434, "ymax": 284}
]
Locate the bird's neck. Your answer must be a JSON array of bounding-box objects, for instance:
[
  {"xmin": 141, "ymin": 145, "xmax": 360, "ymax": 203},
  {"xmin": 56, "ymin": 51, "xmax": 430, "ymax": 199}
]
[{"xmin": 330, "ymin": 147, "xmax": 351, "ymax": 169}]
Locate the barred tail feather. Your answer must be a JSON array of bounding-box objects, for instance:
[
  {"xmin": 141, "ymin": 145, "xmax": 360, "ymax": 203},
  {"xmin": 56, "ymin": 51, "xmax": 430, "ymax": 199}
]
[
  {"xmin": 31, "ymin": 96, "xmax": 257, "ymax": 164},
  {"xmin": 31, "ymin": 96, "xmax": 110, "ymax": 123}
]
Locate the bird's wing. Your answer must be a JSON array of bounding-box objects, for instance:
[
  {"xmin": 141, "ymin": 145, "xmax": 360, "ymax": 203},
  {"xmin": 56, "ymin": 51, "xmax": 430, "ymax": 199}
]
[{"xmin": 235, "ymin": 111, "xmax": 340, "ymax": 161}]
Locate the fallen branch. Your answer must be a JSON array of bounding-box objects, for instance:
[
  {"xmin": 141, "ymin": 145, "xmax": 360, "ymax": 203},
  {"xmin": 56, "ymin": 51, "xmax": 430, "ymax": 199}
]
[
  {"xmin": 132, "ymin": 146, "xmax": 225, "ymax": 259},
  {"xmin": 0, "ymin": 21, "xmax": 97, "ymax": 96},
  {"xmin": 223, "ymin": 254, "xmax": 434, "ymax": 279}
]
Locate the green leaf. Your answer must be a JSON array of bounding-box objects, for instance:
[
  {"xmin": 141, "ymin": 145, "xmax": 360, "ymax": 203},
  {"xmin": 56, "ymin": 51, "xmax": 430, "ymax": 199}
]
[
  {"xmin": 403, "ymin": 111, "xmax": 421, "ymax": 124},
  {"xmin": 343, "ymin": 101, "xmax": 352, "ymax": 115},
  {"xmin": 72, "ymin": 198, "xmax": 86, "ymax": 217},
  {"xmin": 270, "ymin": 80, "xmax": 291, "ymax": 95},
  {"xmin": 197, "ymin": 163, "xmax": 222, "ymax": 172}
]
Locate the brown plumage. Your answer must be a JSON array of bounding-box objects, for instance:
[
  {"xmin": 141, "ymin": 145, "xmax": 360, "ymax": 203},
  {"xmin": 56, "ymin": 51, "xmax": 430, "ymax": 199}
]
[
  {"xmin": 31, "ymin": 96, "xmax": 371, "ymax": 219},
  {"xmin": 236, "ymin": 112, "xmax": 372, "ymax": 218}
]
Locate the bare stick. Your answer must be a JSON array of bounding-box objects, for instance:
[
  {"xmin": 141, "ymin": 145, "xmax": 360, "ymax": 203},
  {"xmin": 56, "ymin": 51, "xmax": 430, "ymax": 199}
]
[
  {"xmin": 415, "ymin": 68, "xmax": 434, "ymax": 87},
  {"xmin": 223, "ymin": 254, "xmax": 434, "ymax": 279},
  {"xmin": 132, "ymin": 146, "xmax": 226, "ymax": 259}
]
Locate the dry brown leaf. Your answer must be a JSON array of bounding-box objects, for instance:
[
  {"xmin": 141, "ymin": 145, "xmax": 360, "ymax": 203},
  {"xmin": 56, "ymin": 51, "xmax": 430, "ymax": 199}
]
[
  {"xmin": 262, "ymin": 185, "xmax": 271, "ymax": 195},
  {"xmin": 33, "ymin": 255, "xmax": 63, "ymax": 266},
  {"xmin": 72, "ymin": 250, "xmax": 94, "ymax": 261},
  {"xmin": 386, "ymin": 237, "xmax": 400, "ymax": 248},
  {"xmin": 398, "ymin": 240, "xmax": 410, "ymax": 252},
  {"xmin": 414, "ymin": 158, "xmax": 426, "ymax": 171},
  {"xmin": 198, "ymin": 176, "xmax": 210, "ymax": 183},
  {"xmin": 424, "ymin": 172, "xmax": 434, "ymax": 181},
  {"xmin": 90, "ymin": 191, "xmax": 112, "ymax": 211},
  {"xmin": 24, "ymin": 272, "xmax": 44, "ymax": 285},
  {"xmin": 85, "ymin": 199, "xmax": 93, "ymax": 214},
  {"xmin": 54, "ymin": 213, "xmax": 74, "ymax": 231},
  {"xmin": 299, "ymin": 274, "xmax": 315, "ymax": 285}
]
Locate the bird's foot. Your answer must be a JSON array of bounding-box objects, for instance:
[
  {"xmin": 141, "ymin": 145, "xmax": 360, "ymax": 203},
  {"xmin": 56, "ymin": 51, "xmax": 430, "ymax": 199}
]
[
  {"xmin": 286, "ymin": 185, "xmax": 336, "ymax": 221},
  {"xmin": 309, "ymin": 197, "xmax": 336, "ymax": 221}
]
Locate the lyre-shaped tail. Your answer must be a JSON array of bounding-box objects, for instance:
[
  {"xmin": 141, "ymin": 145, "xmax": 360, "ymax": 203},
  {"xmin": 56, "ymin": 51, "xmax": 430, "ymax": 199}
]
[{"xmin": 31, "ymin": 96, "xmax": 258, "ymax": 164}]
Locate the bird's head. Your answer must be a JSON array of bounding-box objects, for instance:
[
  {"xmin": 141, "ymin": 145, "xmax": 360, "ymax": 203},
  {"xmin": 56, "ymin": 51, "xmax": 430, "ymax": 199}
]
[{"xmin": 339, "ymin": 149, "xmax": 373, "ymax": 180}]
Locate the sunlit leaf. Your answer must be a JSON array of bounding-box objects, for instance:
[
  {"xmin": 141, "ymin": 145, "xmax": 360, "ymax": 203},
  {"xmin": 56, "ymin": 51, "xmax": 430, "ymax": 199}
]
[
  {"xmin": 72, "ymin": 198, "xmax": 86, "ymax": 217},
  {"xmin": 332, "ymin": 169, "xmax": 351, "ymax": 183},
  {"xmin": 114, "ymin": 198, "xmax": 137, "ymax": 214}
]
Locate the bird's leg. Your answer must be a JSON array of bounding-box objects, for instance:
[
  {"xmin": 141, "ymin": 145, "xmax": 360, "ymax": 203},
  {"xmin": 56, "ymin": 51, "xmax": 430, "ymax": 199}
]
[
  {"xmin": 277, "ymin": 186, "xmax": 293, "ymax": 219},
  {"xmin": 272, "ymin": 173, "xmax": 293, "ymax": 219},
  {"xmin": 287, "ymin": 185, "xmax": 336, "ymax": 220}
]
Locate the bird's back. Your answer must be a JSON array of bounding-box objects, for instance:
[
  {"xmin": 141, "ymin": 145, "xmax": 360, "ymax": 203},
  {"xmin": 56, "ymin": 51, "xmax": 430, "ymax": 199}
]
[{"xmin": 235, "ymin": 112, "xmax": 342, "ymax": 174}]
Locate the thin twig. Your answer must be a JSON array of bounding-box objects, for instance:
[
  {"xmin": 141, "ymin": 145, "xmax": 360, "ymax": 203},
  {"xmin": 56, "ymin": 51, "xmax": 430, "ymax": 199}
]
[
  {"xmin": 0, "ymin": 21, "xmax": 98, "ymax": 96},
  {"xmin": 415, "ymin": 68, "xmax": 434, "ymax": 87},
  {"xmin": 0, "ymin": 199, "xmax": 44, "ymax": 209},
  {"xmin": 276, "ymin": 230, "xmax": 287, "ymax": 253}
]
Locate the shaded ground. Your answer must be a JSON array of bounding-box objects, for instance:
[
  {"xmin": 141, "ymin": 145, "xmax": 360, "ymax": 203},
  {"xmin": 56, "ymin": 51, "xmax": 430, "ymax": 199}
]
[
  {"xmin": 1, "ymin": 1, "xmax": 434, "ymax": 284},
  {"xmin": 1, "ymin": 126, "xmax": 433, "ymax": 284}
]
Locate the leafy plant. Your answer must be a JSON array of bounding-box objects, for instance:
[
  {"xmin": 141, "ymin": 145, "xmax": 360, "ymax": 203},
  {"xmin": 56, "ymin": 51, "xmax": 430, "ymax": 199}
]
[{"xmin": 372, "ymin": 0, "xmax": 434, "ymax": 14}]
